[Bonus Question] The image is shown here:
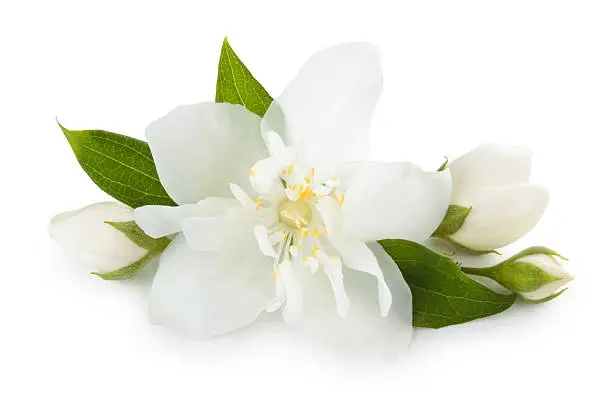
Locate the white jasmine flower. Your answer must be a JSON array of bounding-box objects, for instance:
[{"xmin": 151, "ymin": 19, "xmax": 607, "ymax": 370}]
[
  {"xmin": 134, "ymin": 43, "xmax": 452, "ymax": 350},
  {"xmin": 50, "ymin": 202, "xmax": 147, "ymax": 272},
  {"xmin": 447, "ymin": 144, "xmax": 549, "ymax": 251}
]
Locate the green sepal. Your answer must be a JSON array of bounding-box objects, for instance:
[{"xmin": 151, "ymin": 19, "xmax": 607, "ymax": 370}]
[
  {"xmin": 92, "ymin": 221, "xmax": 171, "ymax": 280},
  {"xmin": 379, "ymin": 239, "xmax": 516, "ymax": 329},
  {"xmin": 216, "ymin": 37, "xmax": 273, "ymax": 117},
  {"xmin": 520, "ymin": 288, "xmax": 568, "ymax": 304},
  {"xmin": 504, "ymin": 246, "xmax": 567, "ymax": 263},
  {"xmin": 105, "ymin": 221, "xmax": 171, "ymax": 253},
  {"xmin": 436, "ymin": 157, "xmax": 449, "ymax": 172},
  {"xmin": 91, "ymin": 251, "xmax": 157, "ymax": 281},
  {"xmin": 59, "ymin": 123, "xmax": 176, "ymax": 209},
  {"xmin": 433, "ymin": 205, "xmax": 473, "ymax": 237}
]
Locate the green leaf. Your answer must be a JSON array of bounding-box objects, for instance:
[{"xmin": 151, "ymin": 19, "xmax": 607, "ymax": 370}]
[
  {"xmin": 433, "ymin": 205, "xmax": 472, "ymax": 237},
  {"xmin": 105, "ymin": 221, "xmax": 171, "ymax": 253},
  {"xmin": 59, "ymin": 123, "xmax": 176, "ymax": 209},
  {"xmin": 216, "ymin": 37, "xmax": 273, "ymax": 117},
  {"xmin": 379, "ymin": 239, "xmax": 516, "ymax": 328},
  {"xmin": 92, "ymin": 251, "xmax": 157, "ymax": 281}
]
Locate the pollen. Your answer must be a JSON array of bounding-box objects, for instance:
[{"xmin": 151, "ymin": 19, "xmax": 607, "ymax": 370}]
[
  {"xmin": 255, "ymin": 199, "xmax": 262, "ymax": 211},
  {"xmin": 249, "ymin": 168, "xmax": 255, "ymax": 177},
  {"xmin": 312, "ymin": 229, "xmax": 322, "ymax": 237},
  {"xmin": 312, "ymin": 246, "xmax": 320, "ymax": 256}
]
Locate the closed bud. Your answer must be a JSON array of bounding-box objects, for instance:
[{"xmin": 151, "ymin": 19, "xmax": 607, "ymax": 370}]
[
  {"xmin": 49, "ymin": 202, "xmax": 148, "ymax": 273},
  {"xmin": 462, "ymin": 247, "xmax": 573, "ymax": 302},
  {"xmin": 435, "ymin": 144, "xmax": 549, "ymax": 252}
]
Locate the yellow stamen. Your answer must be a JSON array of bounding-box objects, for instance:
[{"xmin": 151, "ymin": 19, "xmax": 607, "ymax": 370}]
[
  {"xmin": 312, "ymin": 246, "xmax": 320, "ymax": 256},
  {"xmin": 273, "ymin": 268, "xmax": 278, "ymax": 279},
  {"xmin": 249, "ymin": 168, "xmax": 255, "ymax": 176},
  {"xmin": 300, "ymin": 186, "xmax": 313, "ymax": 201},
  {"xmin": 334, "ymin": 192, "xmax": 345, "ymax": 205},
  {"xmin": 304, "ymin": 176, "xmax": 311, "ymax": 184},
  {"xmin": 311, "ymin": 167, "xmax": 315, "ymax": 177},
  {"xmin": 312, "ymin": 229, "xmax": 322, "ymax": 237},
  {"xmin": 255, "ymin": 199, "xmax": 262, "ymax": 211}
]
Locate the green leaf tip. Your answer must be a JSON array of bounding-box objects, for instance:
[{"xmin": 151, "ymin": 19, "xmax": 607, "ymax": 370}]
[
  {"xmin": 216, "ymin": 37, "xmax": 273, "ymax": 117},
  {"xmin": 436, "ymin": 156, "xmax": 449, "ymax": 172},
  {"xmin": 58, "ymin": 123, "xmax": 176, "ymax": 209},
  {"xmin": 379, "ymin": 239, "xmax": 516, "ymax": 329}
]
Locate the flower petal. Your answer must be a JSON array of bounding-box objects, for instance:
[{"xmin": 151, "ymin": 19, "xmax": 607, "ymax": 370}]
[
  {"xmin": 49, "ymin": 202, "xmax": 147, "ymax": 272},
  {"xmin": 450, "ymin": 184, "xmax": 549, "ymax": 251},
  {"xmin": 289, "ymin": 244, "xmax": 412, "ymax": 358},
  {"xmin": 318, "ymin": 253, "xmax": 350, "ymax": 317},
  {"xmin": 449, "ymin": 144, "xmax": 532, "ymax": 199},
  {"xmin": 146, "ymin": 102, "xmax": 268, "ymax": 204},
  {"xmin": 261, "ymin": 43, "xmax": 382, "ymax": 172},
  {"xmin": 327, "ymin": 235, "xmax": 392, "ymax": 317},
  {"xmin": 279, "ymin": 259, "xmax": 303, "ymax": 325},
  {"xmin": 181, "ymin": 206, "xmax": 263, "ymax": 254},
  {"xmin": 336, "ymin": 161, "xmax": 452, "ymax": 242},
  {"xmin": 149, "ymin": 235, "xmax": 275, "ymax": 338},
  {"xmin": 134, "ymin": 197, "xmax": 237, "ymax": 238}
]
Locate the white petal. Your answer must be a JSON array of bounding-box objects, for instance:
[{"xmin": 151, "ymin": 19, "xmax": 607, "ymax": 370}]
[
  {"xmin": 149, "ymin": 235, "xmax": 275, "ymax": 338},
  {"xmin": 449, "ymin": 144, "xmax": 532, "ymax": 199},
  {"xmin": 328, "ymin": 235, "xmax": 392, "ymax": 317},
  {"xmin": 315, "ymin": 196, "xmax": 343, "ymax": 236},
  {"xmin": 181, "ymin": 206, "xmax": 260, "ymax": 254},
  {"xmin": 450, "ymin": 184, "xmax": 549, "ymax": 251},
  {"xmin": 134, "ymin": 197, "xmax": 236, "ymax": 238},
  {"xmin": 49, "ymin": 202, "xmax": 147, "ymax": 272},
  {"xmin": 254, "ymin": 225, "xmax": 277, "ymax": 257},
  {"xmin": 319, "ymin": 254, "xmax": 350, "ymax": 317},
  {"xmin": 229, "ymin": 183, "xmax": 257, "ymax": 210},
  {"xmin": 261, "ymin": 43, "xmax": 382, "ymax": 172},
  {"xmin": 146, "ymin": 102, "xmax": 268, "ymax": 204},
  {"xmin": 249, "ymin": 147, "xmax": 296, "ymax": 194},
  {"xmin": 262, "ymin": 131, "xmax": 286, "ymax": 156},
  {"xmin": 290, "ymin": 252, "xmax": 412, "ymax": 358},
  {"xmin": 336, "ymin": 162, "xmax": 452, "ymax": 242},
  {"xmin": 279, "ymin": 260, "xmax": 303, "ymax": 325}
]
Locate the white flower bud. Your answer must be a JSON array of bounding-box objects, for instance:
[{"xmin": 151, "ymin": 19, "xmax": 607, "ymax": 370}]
[
  {"xmin": 511, "ymin": 253, "xmax": 574, "ymax": 302},
  {"xmin": 462, "ymin": 247, "xmax": 574, "ymax": 302},
  {"xmin": 49, "ymin": 202, "xmax": 147, "ymax": 272},
  {"xmin": 445, "ymin": 144, "xmax": 549, "ymax": 251}
]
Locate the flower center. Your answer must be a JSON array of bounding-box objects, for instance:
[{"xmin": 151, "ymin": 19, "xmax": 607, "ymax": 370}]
[{"xmin": 277, "ymin": 198, "xmax": 312, "ymax": 229}]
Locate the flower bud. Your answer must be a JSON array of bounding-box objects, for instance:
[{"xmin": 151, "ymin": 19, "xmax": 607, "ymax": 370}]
[
  {"xmin": 436, "ymin": 144, "xmax": 549, "ymax": 252},
  {"xmin": 463, "ymin": 247, "xmax": 573, "ymax": 302},
  {"xmin": 49, "ymin": 202, "xmax": 148, "ymax": 272}
]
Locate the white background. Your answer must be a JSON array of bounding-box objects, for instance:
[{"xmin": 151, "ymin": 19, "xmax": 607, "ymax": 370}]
[{"xmin": 1, "ymin": 0, "xmax": 610, "ymax": 406}]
